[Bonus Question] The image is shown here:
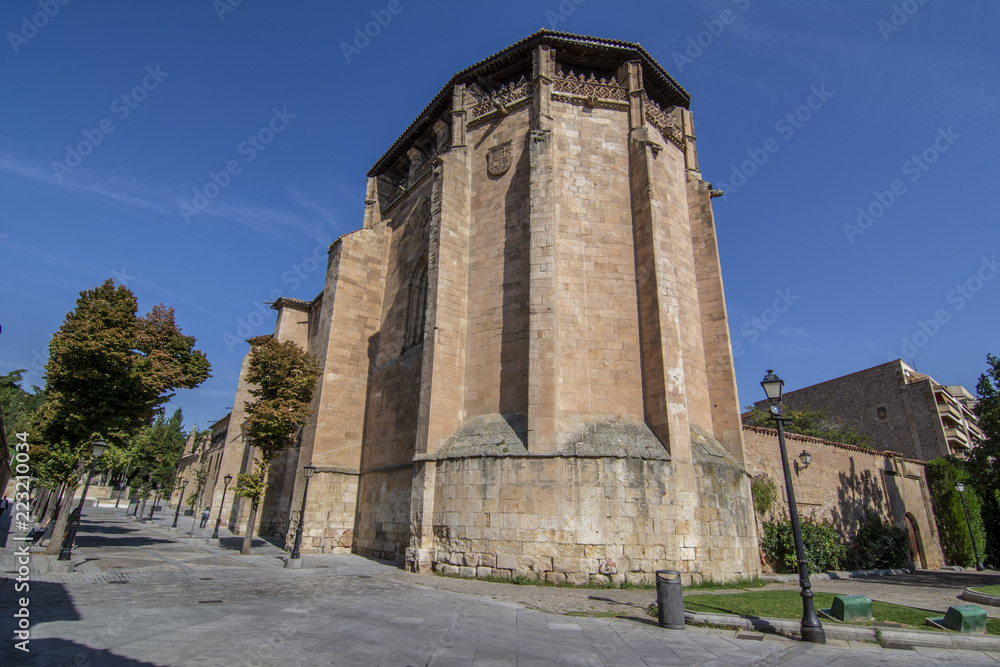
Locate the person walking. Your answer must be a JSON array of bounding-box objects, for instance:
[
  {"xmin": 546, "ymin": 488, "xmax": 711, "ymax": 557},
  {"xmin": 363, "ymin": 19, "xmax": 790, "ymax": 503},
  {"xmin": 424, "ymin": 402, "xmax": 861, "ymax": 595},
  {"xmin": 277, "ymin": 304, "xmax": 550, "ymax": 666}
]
[
  {"xmin": 199, "ymin": 506, "xmax": 210, "ymax": 529},
  {"xmin": 0, "ymin": 495, "xmax": 9, "ymax": 519}
]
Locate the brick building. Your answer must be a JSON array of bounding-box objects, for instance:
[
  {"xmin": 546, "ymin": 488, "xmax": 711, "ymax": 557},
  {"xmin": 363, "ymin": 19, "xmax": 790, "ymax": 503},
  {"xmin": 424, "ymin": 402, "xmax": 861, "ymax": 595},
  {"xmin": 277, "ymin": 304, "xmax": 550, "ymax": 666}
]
[
  {"xmin": 215, "ymin": 30, "xmax": 760, "ymax": 583},
  {"xmin": 753, "ymin": 360, "xmax": 982, "ymax": 461}
]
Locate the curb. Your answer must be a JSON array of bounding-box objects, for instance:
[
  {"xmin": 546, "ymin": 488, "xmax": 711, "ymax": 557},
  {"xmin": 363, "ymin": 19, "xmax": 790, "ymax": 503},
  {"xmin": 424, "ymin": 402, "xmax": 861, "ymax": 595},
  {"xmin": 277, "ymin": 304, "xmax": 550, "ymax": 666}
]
[
  {"xmin": 684, "ymin": 610, "xmax": 1000, "ymax": 650},
  {"xmin": 760, "ymin": 568, "xmax": 913, "ymax": 583},
  {"xmin": 961, "ymin": 588, "xmax": 1000, "ymax": 607}
]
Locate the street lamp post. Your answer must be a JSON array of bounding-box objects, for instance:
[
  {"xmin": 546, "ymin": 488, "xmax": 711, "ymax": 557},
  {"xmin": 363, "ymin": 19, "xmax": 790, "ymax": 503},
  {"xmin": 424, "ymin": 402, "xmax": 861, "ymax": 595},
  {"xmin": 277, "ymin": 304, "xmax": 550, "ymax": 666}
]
[
  {"xmin": 287, "ymin": 465, "xmax": 317, "ymax": 567},
  {"xmin": 955, "ymin": 482, "xmax": 985, "ymax": 571},
  {"xmin": 211, "ymin": 474, "xmax": 234, "ymax": 540},
  {"xmin": 171, "ymin": 480, "xmax": 189, "ymax": 529},
  {"xmin": 761, "ymin": 370, "xmax": 826, "ymax": 644},
  {"xmin": 58, "ymin": 441, "xmax": 109, "ymax": 562}
]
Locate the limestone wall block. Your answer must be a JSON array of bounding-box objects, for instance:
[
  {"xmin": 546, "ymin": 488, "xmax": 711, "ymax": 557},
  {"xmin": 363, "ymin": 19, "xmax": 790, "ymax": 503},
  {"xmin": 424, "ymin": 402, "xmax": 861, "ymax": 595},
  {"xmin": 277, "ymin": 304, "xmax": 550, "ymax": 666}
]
[{"xmin": 497, "ymin": 553, "xmax": 517, "ymax": 570}]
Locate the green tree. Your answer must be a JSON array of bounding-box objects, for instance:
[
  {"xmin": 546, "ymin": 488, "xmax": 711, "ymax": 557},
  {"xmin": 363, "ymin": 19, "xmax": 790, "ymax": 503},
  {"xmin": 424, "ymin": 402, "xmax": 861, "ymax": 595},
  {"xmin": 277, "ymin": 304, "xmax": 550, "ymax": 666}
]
[
  {"xmin": 118, "ymin": 409, "xmax": 188, "ymax": 491},
  {"xmin": 0, "ymin": 370, "xmax": 46, "ymax": 437},
  {"xmin": 742, "ymin": 405, "xmax": 870, "ymax": 447},
  {"xmin": 925, "ymin": 457, "xmax": 986, "ymax": 567},
  {"xmin": 968, "ymin": 353, "xmax": 1000, "ymax": 566},
  {"xmin": 234, "ymin": 336, "xmax": 320, "ymax": 555},
  {"xmin": 37, "ymin": 279, "xmax": 210, "ymax": 554}
]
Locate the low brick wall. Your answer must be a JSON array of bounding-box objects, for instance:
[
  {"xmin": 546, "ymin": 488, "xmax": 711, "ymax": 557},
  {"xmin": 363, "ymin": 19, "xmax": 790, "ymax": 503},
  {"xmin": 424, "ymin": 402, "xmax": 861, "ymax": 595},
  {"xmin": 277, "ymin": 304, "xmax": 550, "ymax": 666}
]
[{"xmin": 742, "ymin": 426, "xmax": 944, "ymax": 570}]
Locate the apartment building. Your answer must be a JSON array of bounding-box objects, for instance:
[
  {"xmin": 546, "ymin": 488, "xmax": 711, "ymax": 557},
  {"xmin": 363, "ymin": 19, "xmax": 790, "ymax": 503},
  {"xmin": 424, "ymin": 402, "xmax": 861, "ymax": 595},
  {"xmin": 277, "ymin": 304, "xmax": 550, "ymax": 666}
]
[{"xmin": 754, "ymin": 359, "xmax": 982, "ymax": 461}]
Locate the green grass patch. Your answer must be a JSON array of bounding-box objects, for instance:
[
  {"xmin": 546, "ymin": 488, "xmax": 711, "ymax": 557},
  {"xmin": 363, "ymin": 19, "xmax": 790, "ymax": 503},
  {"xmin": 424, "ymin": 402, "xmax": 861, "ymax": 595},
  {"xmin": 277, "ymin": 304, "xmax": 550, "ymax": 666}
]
[
  {"xmin": 971, "ymin": 585, "xmax": 1000, "ymax": 595},
  {"xmin": 683, "ymin": 576, "xmax": 771, "ymax": 591},
  {"xmin": 682, "ymin": 590, "xmax": 1000, "ymax": 635},
  {"xmin": 432, "ymin": 571, "xmax": 653, "ymax": 590}
]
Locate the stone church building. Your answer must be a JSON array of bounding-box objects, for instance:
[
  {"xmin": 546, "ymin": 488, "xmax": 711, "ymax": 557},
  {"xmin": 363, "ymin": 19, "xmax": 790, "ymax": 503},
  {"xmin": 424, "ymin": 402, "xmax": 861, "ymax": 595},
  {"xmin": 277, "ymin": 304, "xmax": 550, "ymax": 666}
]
[{"xmin": 214, "ymin": 30, "xmax": 760, "ymax": 583}]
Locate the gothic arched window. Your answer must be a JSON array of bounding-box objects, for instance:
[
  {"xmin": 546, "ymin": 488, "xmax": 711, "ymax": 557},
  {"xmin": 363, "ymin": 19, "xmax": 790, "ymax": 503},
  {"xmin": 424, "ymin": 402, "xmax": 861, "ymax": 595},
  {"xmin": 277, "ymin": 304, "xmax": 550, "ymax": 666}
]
[{"xmin": 404, "ymin": 258, "xmax": 428, "ymax": 352}]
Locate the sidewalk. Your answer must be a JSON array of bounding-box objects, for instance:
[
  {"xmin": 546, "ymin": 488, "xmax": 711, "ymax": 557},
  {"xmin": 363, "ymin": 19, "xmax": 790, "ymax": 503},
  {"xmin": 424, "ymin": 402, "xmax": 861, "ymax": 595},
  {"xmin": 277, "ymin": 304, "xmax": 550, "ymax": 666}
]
[{"xmin": 2, "ymin": 507, "xmax": 1000, "ymax": 665}]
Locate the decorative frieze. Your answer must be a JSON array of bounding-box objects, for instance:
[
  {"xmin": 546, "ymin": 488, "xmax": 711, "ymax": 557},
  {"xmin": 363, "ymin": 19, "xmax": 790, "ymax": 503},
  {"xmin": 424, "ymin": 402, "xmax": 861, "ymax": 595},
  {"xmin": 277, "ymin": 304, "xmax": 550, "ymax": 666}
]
[
  {"xmin": 467, "ymin": 75, "xmax": 532, "ymax": 129},
  {"xmin": 551, "ymin": 67, "xmax": 628, "ymax": 110},
  {"xmin": 643, "ymin": 94, "xmax": 684, "ymax": 149},
  {"xmin": 383, "ymin": 139, "xmax": 450, "ymax": 214}
]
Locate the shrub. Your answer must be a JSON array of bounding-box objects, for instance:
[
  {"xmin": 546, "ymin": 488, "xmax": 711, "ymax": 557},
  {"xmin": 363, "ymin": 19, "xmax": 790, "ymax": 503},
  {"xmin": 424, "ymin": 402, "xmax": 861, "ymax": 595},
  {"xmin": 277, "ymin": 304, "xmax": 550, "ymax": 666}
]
[
  {"xmin": 846, "ymin": 517, "xmax": 910, "ymax": 570},
  {"xmin": 925, "ymin": 457, "xmax": 987, "ymax": 567},
  {"xmin": 761, "ymin": 514, "xmax": 845, "ymax": 574},
  {"xmin": 750, "ymin": 474, "xmax": 778, "ymax": 519},
  {"xmin": 742, "ymin": 404, "xmax": 870, "ymax": 447},
  {"xmin": 980, "ymin": 488, "xmax": 1000, "ymax": 569}
]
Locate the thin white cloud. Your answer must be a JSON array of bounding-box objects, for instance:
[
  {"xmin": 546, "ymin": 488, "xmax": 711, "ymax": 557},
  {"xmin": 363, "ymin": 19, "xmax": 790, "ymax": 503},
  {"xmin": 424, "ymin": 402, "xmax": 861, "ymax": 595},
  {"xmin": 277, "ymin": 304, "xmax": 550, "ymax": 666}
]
[{"xmin": 0, "ymin": 154, "xmax": 171, "ymax": 215}]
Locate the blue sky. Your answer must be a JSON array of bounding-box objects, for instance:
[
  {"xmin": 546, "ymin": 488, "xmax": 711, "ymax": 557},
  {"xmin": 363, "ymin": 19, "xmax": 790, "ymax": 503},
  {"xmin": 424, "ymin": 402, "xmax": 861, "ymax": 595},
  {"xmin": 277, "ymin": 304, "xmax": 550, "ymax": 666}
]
[{"xmin": 1, "ymin": 1, "xmax": 998, "ymax": 434}]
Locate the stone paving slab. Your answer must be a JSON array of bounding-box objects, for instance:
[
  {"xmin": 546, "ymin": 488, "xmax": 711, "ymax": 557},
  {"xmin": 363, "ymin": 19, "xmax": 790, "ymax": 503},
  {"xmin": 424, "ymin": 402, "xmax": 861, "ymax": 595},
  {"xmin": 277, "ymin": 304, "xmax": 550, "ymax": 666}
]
[{"xmin": 2, "ymin": 508, "xmax": 1000, "ymax": 665}]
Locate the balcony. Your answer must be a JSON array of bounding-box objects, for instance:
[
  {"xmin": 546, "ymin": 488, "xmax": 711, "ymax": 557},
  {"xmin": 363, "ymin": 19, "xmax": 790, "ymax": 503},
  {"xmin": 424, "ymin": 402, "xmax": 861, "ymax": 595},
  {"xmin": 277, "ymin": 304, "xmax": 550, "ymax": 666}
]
[
  {"xmin": 967, "ymin": 421, "xmax": 985, "ymax": 442},
  {"xmin": 937, "ymin": 401, "xmax": 963, "ymax": 423},
  {"xmin": 944, "ymin": 425, "xmax": 970, "ymax": 450}
]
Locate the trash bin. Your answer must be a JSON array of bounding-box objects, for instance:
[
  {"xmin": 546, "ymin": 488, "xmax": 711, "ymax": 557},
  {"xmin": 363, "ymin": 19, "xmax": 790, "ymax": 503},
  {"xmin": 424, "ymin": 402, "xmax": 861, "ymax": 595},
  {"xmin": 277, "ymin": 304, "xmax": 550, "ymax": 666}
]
[{"xmin": 655, "ymin": 570, "xmax": 685, "ymax": 629}]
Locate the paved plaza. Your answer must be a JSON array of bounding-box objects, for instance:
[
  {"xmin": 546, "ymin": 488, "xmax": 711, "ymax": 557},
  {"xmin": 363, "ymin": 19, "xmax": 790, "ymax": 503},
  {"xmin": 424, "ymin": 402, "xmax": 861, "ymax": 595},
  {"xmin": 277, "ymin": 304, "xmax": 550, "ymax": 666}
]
[{"xmin": 1, "ymin": 508, "xmax": 999, "ymax": 666}]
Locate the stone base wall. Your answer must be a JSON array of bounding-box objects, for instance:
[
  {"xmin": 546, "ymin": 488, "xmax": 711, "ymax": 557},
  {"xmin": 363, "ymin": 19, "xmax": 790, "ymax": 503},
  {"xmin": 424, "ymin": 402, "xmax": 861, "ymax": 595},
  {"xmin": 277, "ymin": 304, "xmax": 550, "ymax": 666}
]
[
  {"xmin": 287, "ymin": 470, "xmax": 360, "ymax": 554},
  {"xmin": 353, "ymin": 467, "xmax": 413, "ymax": 562},
  {"xmin": 425, "ymin": 440, "xmax": 759, "ymax": 585}
]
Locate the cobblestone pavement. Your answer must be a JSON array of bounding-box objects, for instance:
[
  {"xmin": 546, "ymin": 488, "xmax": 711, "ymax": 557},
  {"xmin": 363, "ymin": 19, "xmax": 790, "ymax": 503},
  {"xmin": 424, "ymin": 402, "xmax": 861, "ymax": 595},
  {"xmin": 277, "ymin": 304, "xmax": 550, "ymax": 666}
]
[{"xmin": 2, "ymin": 508, "xmax": 999, "ymax": 666}]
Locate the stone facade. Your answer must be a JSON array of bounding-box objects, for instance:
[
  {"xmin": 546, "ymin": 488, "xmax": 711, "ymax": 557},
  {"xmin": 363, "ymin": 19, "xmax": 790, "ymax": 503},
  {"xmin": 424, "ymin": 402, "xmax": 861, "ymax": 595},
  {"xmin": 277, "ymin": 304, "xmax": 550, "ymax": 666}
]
[
  {"xmin": 752, "ymin": 360, "xmax": 982, "ymax": 461},
  {"xmin": 221, "ymin": 30, "xmax": 759, "ymax": 584},
  {"xmin": 170, "ymin": 414, "xmax": 230, "ymax": 515},
  {"xmin": 743, "ymin": 425, "xmax": 945, "ymax": 570}
]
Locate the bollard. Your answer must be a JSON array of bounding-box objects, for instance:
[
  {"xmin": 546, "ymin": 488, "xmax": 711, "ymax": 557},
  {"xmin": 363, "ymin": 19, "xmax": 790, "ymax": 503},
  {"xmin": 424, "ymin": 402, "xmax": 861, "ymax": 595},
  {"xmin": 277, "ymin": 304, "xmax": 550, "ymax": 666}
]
[{"xmin": 655, "ymin": 570, "xmax": 685, "ymax": 629}]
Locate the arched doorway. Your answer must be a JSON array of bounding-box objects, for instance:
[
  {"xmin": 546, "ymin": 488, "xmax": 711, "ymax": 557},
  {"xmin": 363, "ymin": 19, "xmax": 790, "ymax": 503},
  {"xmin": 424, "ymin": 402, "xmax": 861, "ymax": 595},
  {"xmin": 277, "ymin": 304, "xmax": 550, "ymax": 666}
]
[{"xmin": 904, "ymin": 513, "xmax": 927, "ymax": 569}]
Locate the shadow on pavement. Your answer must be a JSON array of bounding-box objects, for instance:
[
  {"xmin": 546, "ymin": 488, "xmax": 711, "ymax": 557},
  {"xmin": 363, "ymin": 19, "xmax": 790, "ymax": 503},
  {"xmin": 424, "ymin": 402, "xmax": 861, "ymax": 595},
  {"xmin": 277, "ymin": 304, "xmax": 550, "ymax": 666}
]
[
  {"xmin": 842, "ymin": 570, "xmax": 1000, "ymax": 589},
  {"xmin": 0, "ymin": 638, "xmax": 160, "ymax": 666}
]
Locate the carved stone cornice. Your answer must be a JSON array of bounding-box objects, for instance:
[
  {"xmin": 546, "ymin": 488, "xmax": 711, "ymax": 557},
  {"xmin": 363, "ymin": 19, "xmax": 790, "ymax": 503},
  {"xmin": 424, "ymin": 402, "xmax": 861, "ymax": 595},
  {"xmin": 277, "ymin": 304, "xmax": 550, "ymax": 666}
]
[
  {"xmin": 383, "ymin": 140, "xmax": 451, "ymax": 215},
  {"xmin": 550, "ymin": 67, "xmax": 629, "ymax": 110},
  {"xmin": 467, "ymin": 75, "xmax": 532, "ymax": 129},
  {"xmin": 643, "ymin": 94, "xmax": 684, "ymax": 149}
]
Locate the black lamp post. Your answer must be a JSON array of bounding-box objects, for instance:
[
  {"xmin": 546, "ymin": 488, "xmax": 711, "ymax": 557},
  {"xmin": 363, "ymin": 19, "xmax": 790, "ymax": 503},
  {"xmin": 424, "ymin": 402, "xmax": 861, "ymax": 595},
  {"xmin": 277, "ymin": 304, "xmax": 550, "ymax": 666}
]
[
  {"xmin": 58, "ymin": 441, "xmax": 109, "ymax": 561},
  {"xmin": 288, "ymin": 465, "xmax": 317, "ymax": 563},
  {"xmin": 955, "ymin": 482, "xmax": 985, "ymax": 571},
  {"xmin": 761, "ymin": 370, "xmax": 825, "ymax": 644},
  {"xmin": 212, "ymin": 474, "xmax": 234, "ymax": 540},
  {"xmin": 171, "ymin": 480, "xmax": 189, "ymax": 529}
]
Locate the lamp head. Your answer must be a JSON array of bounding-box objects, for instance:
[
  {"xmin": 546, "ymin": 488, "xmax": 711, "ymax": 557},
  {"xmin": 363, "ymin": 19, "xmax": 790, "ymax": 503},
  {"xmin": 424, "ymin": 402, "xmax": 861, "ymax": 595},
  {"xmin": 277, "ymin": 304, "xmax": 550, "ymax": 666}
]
[
  {"xmin": 761, "ymin": 370, "xmax": 784, "ymax": 404},
  {"xmin": 955, "ymin": 482, "xmax": 965, "ymax": 493},
  {"xmin": 91, "ymin": 440, "xmax": 109, "ymax": 458},
  {"xmin": 799, "ymin": 450, "xmax": 812, "ymax": 467},
  {"xmin": 224, "ymin": 474, "xmax": 233, "ymax": 486},
  {"xmin": 303, "ymin": 465, "xmax": 317, "ymax": 479}
]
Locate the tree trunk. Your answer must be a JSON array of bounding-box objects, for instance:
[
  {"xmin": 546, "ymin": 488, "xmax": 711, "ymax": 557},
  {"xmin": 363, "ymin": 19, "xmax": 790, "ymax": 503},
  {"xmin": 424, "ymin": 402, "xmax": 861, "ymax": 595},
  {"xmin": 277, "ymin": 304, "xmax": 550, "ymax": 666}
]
[
  {"xmin": 35, "ymin": 486, "xmax": 54, "ymax": 524},
  {"xmin": 44, "ymin": 463, "xmax": 86, "ymax": 555},
  {"xmin": 241, "ymin": 500, "xmax": 259, "ymax": 555}
]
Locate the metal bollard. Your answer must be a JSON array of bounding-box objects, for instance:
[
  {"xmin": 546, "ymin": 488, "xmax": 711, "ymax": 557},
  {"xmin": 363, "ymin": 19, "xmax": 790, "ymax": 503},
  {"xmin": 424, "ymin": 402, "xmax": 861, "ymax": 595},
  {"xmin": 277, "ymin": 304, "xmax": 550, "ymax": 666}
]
[{"xmin": 655, "ymin": 570, "xmax": 685, "ymax": 629}]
